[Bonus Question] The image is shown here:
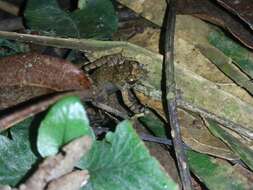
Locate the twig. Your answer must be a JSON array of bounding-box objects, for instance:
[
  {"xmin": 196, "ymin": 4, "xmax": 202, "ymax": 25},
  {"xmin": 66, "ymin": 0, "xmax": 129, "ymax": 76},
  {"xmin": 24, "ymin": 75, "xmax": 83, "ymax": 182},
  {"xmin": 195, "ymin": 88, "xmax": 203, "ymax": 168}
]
[
  {"xmin": 0, "ymin": 30, "xmax": 157, "ymax": 60},
  {"xmin": 0, "ymin": 1, "xmax": 19, "ymax": 16},
  {"xmin": 163, "ymin": 1, "xmax": 192, "ymax": 189},
  {"xmin": 92, "ymin": 101, "xmax": 129, "ymax": 119},
  {"xmin": 0, "ymin": 90, "xmax": 95, "ymax": 132},
  {"xmin": 140, "ymin": 133, "xmax": 173, "ymax": 145},
  {"xmin": 0, "ymin": 30, "xmax": 124, "ymax": 52},
  {"xmin": 19, "ymin": 136, "xmax": 92, "ymax": 190},
  {"xmin": 92, "ymin": 127, "xmax": 174, "ymax": 145},
  {"xmin": 0, "ymin": 17, "xmax": 24, "ymax": 31}
]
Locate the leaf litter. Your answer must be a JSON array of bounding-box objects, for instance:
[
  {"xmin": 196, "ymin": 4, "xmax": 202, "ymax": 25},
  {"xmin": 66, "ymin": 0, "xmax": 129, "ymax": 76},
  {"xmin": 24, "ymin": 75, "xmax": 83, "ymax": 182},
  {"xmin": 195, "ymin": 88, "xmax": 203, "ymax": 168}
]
[{"xmin": 0, "ymin": 1, "xmax": 253, "ymax": 189}]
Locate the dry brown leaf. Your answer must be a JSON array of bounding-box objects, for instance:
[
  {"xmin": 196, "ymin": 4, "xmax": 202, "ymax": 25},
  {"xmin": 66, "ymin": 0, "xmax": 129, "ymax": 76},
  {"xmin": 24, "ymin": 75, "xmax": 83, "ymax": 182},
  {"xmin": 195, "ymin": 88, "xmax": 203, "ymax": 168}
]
[
  {"xmin": 176, "ymin": 0, "xmax": 253, "ymax": 49},
  {"xmin": 118, "ymin": 0, "xmax": 253, "ymax": 49},
  {"xmin": 128, "ymin": 24, "xmax": 253, "ymax": 106},
  {"xmin": 134, "ymin": 91, "xmax": 238, "ymax": 160},
  {"xmin": 178, "ymin": 110, "xmax": 239, "ymax": 161},
  {"xmin": 216, "ymin": 0, "xmax": 253, "ymax": 30},
  {"xmin": 0, "ymin": 53, "xmax": 91, "ymax": 109}
]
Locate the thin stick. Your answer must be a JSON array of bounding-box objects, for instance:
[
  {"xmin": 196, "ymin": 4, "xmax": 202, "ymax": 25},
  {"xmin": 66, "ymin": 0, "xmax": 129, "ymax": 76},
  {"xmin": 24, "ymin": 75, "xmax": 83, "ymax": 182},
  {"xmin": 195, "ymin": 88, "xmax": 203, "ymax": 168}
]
[
  {"xmin": 92, "ymin": 101, "xmax": 129, "ymax": 119},
  {"xmin": 0, "ymin": 30, "xmax": 122, "ymax": 52},
  {"xmin": 0, "ymin": 0, "xmax": 19, "ymax": 16},
  {"xmin": 139, "ymin": 133, "xmax": 173, "ymax": 145},
  {"xmin": 0, "ymin": 90, "xmax": 95, "ymax": 132},
  {"xmin": 164, "ymin": 1, "xmax": 192, "ymax": 189}
]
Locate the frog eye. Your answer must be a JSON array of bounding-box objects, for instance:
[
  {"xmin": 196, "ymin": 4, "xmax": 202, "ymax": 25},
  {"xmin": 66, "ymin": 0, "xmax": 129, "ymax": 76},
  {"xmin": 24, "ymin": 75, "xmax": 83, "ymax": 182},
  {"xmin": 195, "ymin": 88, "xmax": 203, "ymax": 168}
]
[{"xmin": 128, "ymin": 78, "xmax": 136, "ymax": 85}]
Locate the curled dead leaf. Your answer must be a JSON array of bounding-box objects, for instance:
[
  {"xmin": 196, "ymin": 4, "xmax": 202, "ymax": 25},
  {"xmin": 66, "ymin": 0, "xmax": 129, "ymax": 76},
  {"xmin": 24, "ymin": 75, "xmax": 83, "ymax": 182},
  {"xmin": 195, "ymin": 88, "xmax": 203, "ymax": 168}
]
[
  {"xmin": 216, "ymin": 0, "xmax": 253, "ymax": 30},
  {"xmin": 176, "ymin": 0, "xmax": 253, "ymax": 49}
]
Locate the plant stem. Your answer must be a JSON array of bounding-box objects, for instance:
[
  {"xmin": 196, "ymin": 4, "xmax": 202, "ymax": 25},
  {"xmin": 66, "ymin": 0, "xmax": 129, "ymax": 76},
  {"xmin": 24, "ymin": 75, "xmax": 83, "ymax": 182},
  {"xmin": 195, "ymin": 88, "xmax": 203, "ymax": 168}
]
[{"xmin": 164, "ymin": 0, "xmax": 193, "ymax": 189}]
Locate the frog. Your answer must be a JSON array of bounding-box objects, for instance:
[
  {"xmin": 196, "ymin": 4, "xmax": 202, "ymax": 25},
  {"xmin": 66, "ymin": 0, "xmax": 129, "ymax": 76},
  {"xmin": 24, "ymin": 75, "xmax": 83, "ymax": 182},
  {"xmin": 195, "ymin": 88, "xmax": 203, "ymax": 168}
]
[{"xmin": 82, "ymin": 53, "xmax": 147, "ymax": 113}]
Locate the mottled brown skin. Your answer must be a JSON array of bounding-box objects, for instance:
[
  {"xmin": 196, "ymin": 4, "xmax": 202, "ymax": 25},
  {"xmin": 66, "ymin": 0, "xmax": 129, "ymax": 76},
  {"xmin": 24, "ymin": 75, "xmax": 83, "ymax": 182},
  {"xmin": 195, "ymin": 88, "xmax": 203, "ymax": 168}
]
[
  {"xmin": 89, "ymin": 59, "xmax": 146, "ymax": 90},
  {"xmin": 86, "ymin": 58, "xmax": 146, "ymax": 113}
]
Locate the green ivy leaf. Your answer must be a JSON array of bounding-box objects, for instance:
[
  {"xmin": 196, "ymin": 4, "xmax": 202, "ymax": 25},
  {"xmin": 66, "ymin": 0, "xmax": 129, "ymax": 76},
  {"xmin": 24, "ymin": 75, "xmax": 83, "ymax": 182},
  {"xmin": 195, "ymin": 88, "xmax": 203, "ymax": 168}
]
[
  {"xmin": 37, "ymin": 96, "xmax": 94, "ymax": 157},
  {"xmin": 78, "ymin": 120, "xmax": 178, "ymax": 190},
  {"xmin": 0, "ymin": 118, "xmax": 37, "ymax": 186},
  {"xmin": 24, "ymin": 0, "xmax": 118, "ymax": 39},
  {"xmin": 139, "ymin": 113, "xmax": 167, "ymax": 138},
  {"xmin": 0, "ymin": 39, "xmax": 29, "ymax": 58}
]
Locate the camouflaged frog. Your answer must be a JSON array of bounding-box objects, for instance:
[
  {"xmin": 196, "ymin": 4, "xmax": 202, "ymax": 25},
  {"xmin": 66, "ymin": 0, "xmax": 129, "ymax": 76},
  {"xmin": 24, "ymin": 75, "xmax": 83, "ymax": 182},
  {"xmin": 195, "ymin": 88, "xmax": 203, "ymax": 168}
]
[{"xmin": 83, "ymin": 53, "xmax": 146, "ymax": 113}]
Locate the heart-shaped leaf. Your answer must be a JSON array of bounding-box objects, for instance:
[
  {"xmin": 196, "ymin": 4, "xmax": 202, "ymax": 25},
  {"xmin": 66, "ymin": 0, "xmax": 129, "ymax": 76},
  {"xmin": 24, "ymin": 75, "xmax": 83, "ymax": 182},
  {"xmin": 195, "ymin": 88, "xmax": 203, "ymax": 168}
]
[
  {"xmin": 37, "ymin": 96, "xmax": 94, "ymax": 157},
  {"xmin": 25, "ymin": 0, "xmax": 118, "ymax": 39},
  {"xmin": 0, "ymin": 118, "xmax": 37, "ymax": 186},
  {"xmin": 77, "ymin": 120, "xmax": 178, "ymax": 190}
]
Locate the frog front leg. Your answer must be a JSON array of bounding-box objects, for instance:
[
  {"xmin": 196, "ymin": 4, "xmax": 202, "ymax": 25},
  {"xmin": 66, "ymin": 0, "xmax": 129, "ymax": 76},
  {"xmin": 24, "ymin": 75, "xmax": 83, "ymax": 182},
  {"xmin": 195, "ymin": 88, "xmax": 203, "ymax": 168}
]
[{"xmin": 120, "ymin": 84, "xmax": 147, "ymax": 115}]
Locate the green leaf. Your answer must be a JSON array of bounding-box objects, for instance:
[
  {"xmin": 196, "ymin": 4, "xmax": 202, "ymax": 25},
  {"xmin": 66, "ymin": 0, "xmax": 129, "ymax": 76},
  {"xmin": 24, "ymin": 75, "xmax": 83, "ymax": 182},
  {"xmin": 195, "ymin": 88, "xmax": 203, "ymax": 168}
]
[
  {"xmin": 0, "ymin": 39, "xmax": 29, "ymax": 58},
  {"xmin": 139, "ymin": 113, "xmax": 167, "ymax": 138},
  {"xmin": 208, "ymin": 30, "xmax": 253, "ymax": 79},
  {"xmin": 37, "ymin": 96, "xmax": 94, "ymax": 157},
  {"xmin": 0, "ymin": 118, "xmax": 37, "ymax": 186},
  {"xmin": 78, "ymin": 120, "xmax": 178, "ymax": 190},
  {"xmin": 205, "ymin": 119, "xmax": 253, "ymax": 171},
  {"xmin": 25, "ymin": 0, "xmax": 118, "ymax": 39},
  {"xmin": 187, "ymin": 150, "xmax": 253, "ymax": 190}
]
